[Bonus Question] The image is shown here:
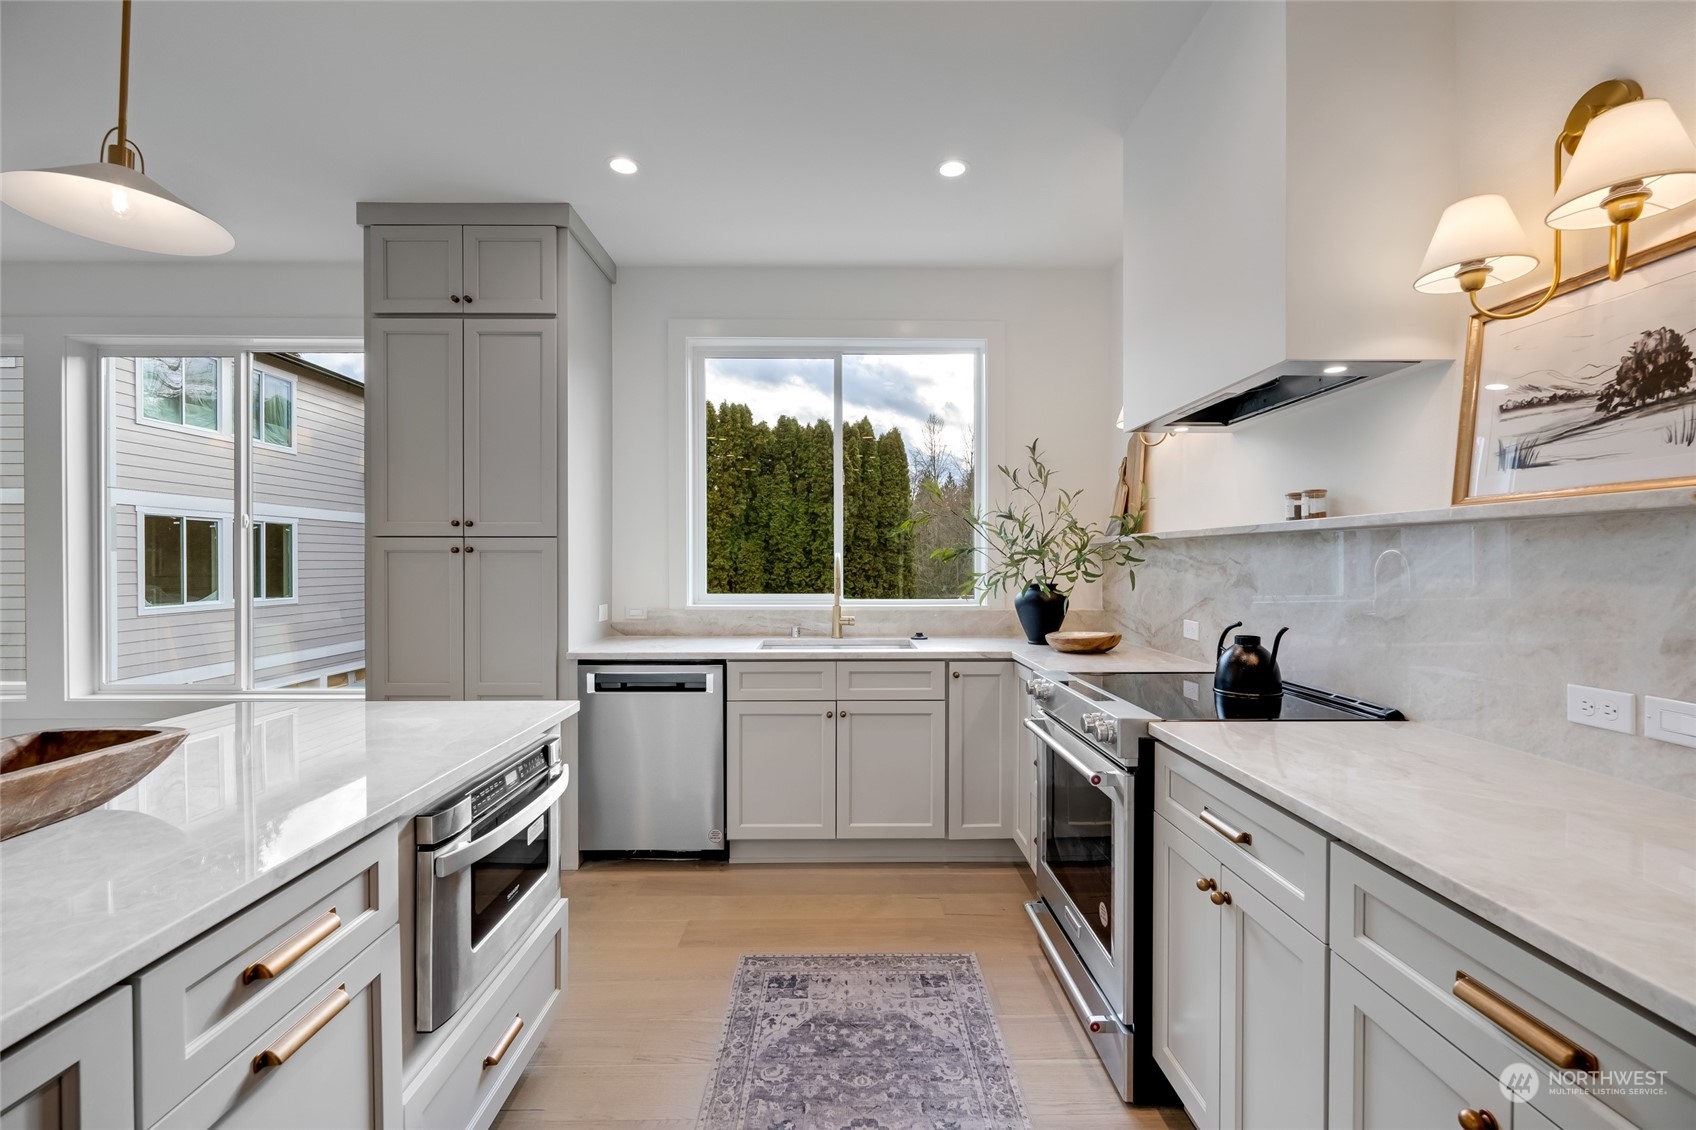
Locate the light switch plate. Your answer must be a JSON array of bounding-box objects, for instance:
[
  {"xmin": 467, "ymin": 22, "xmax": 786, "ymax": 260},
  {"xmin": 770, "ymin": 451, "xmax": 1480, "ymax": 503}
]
[
  {"xmin": 1566, "ymin": 684, "xmax": 1634, "ymax": 735},
  {"xmin": 598, "ymin": 604, "xmax": 609, "ymax": 623},
  {"xmin": 1183, "ymin": 619, "xmax": 1200, "ymax": 641},
  {"xmin": 1644, "ymin": 696, "xmax": 1696, "ymax": 749}
]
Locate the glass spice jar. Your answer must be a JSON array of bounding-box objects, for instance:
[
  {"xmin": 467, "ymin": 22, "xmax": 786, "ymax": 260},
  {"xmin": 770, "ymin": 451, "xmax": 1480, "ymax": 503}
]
[
  {"xmin": 1284, "ymin": 492, "xmax": 1304, "ymax": 520},
  {"xmin": 1301, "ymin": 489, "xmax": 1329, "ymax": 519}
]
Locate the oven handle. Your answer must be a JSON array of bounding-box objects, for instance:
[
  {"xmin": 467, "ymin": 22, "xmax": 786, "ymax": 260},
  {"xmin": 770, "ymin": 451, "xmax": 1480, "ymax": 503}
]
[
  {"xmin": 432, "ymin": 766, "xmax": 570, "ymax": 879},
  {"xmin": 1023, "ymin": 718, "xmax": 1125, "ymax": 797},
  {"xmin": 1025, "ymin": 902, "xmax": 1127, "ymax": 1037}
]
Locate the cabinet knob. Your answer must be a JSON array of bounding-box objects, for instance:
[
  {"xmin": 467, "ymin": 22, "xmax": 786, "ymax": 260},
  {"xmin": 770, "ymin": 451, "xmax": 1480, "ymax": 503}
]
[
  {"xmin": 1457, "ymin": 1110, "xmax": 1499, "ymax": 1130},
  {"xmin": 1209, "ymin": 889, "xmax": 1232, "ymax": 906},
  {"xmin": 464, "ymin": 519, "xmax": 474, "ymax": 528},
  {"xmin": 1196, "ymin": 877, "xmax": 1217, "ymax": 893},
  {"xmin": 465, "ymin": 545, "xmax": 476, "ymax": 553},
  {"xmin": 450, "ymin": 546, "xmax": 460, "ymax": 553},
  {"xmin": 952, "ymin": 670, "xmax": 961, "ymax": 678},
  {"xmin": 451, "ymin": 294, "xmax": 461, "ymax": 303},
  {"xmin": 451, "ymin": 519, "xmax": 460, "ymax": 527},
  {"xmin": 463, "ymin": 295, "xmax": 473, "ymax": 304},
  {"xmin": 839, "ymin": 710, "xmax": 848, "ymax": 717},
  {"xmin": 826, "ymin": 710, "xmax": 834, "ymax": 719}
]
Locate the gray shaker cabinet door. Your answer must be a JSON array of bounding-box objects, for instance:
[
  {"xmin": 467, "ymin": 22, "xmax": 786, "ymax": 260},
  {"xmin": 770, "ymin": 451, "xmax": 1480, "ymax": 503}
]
[
  {"xmin": 464, "ymin": 538, "xmax": 558, "ymax": 699},
  {"xmin": 947, "ymin": 661, "xmax": 1017, "ymax": 839},
  {"xmin": 368, "ymin": 538, "xmax": 464, "ymax": 701},
  {"xmin": 461, "ymin": 226, "xmax": 557, "ymax": 314},
  {"xmin": 836, "ymin": 701, "xmax": 947, "ymax": 839},
  {"xmin": 368, "ymin": 318, "xmax": 464, "ymax": 536},
  {"xmin": 0, "ymin": 987, "xmax": 134, "ymax": 1130},
  {"xmin": 367, "ymin": 225, "xmax": 464, "ymax": 314},
  {"xmin": 727, "ymin": 701, "xmax": 836, "ymax": 839},
  {"xmin": 463, "ymin": 320, "xmax": 558, "ymax": 537}
]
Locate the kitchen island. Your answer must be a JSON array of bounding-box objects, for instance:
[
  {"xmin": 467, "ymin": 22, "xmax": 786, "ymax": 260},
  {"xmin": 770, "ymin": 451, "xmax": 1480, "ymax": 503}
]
[{"xmin": 0, "ymin": 699, "xmax": 575, "ymax": 1129}]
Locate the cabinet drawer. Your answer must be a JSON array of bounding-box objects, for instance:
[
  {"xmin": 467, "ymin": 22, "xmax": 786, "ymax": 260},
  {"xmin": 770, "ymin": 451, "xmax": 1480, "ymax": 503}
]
[
  {"xmin": 154, "ymin": 925, "xmax": 403, "ymax": 1129},
  {"xmin": 726, "ymin": 662, "xmax": 836, "ymax": 701},
  {"xmin": 838, "ymin": 661, "xmax": 946, "ymax": 700},
  {"xmin": 1331, "ymin": 845, "xmax": 1696, "ymax": 1129},
  {"xmin": 405, "ymin": 898, "xmax": 567, "ymax": 1130},
  {"xmin": 137, "ymin": 833, "xmax": 399, "ymax": 1127},
  {"xmin": 1155, "ymin": 744, "xmax": 1329, "ymax": 940}
]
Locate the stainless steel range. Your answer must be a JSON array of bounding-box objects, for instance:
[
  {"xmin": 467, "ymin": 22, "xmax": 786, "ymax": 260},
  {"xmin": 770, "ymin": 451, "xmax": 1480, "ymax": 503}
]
[{"xmin": 1023, "ymin": 666, "xmax": 1401, "ymax": 1103}]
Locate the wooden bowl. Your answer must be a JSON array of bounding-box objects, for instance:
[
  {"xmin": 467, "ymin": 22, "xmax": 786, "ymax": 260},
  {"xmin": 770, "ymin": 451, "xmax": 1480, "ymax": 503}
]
[
  {"xmin": 1045, "ymin": 631, "xmax": 1122, "ymax": 654},
  {"xmin": 0, "ymin": 727, "xmax": 187, "ymax": 840}
]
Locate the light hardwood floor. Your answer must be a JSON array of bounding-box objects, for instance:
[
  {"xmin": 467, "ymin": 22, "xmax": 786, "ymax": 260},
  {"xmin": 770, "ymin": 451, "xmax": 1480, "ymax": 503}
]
[{"xmin": 491, "ymin": 860, "xmax": 1192, "ymax": 1130}]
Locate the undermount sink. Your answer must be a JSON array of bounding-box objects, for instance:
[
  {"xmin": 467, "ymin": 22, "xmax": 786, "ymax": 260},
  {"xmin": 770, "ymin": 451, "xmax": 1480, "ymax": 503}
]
[
  {"xmin": 759, "ymin": 638, "xmax": 918, "ymax": 650},
  {"xmin": 0, "ymin": 727, "xmax": 187, "ymax": 840}
]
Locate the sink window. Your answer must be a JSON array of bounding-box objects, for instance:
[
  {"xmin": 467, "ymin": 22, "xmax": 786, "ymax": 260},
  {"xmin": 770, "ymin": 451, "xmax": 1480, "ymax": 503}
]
[{"xmin": 692, "ymin": 341, "xmax": 984, "ymax": 605}]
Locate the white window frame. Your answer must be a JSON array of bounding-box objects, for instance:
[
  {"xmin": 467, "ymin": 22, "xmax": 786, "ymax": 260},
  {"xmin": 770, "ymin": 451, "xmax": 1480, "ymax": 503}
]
[
  {"xmin": 251, "ymin": 519, "xmax": 298, "ymax": 605},
  {"xmin": 0, "ymin": 345, "xmax": 24, "ymax": 699},
  {"xmin": 93, "ymin": 337, "xmax": 364, "ymax": 698},
  {"xmin": 686, "ymin": 336, "xmax": 988, "ymax": 609},
  {"xmin": 133, "ymin": 356, "xmax": 231, "ymax": 438},
  {"xmin": 251, "ymin": 364, "xmax": 297, "ymax": 452},
  {"xmin": 135, "ymin": 507, "xmax": 232, "ymax": 616}
]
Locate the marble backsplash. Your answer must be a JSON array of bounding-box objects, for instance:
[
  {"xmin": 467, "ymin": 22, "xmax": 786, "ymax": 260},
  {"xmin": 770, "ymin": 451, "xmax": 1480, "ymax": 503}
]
[{"xmin": 1104, "ymin": 505, "xmax": 1696, "ymax": 796}]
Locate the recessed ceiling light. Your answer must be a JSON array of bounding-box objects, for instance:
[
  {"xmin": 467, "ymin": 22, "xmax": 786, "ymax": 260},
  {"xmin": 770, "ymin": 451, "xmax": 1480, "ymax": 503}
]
[
  {"xmin": 1484, "ymin": 382, "xmax": 1510, "ymax": 391},
  {"xmin": 1322, "ymin": 364, "xmax": 1348, "ymax": 375},
  {"xmin": 938, "ymin": 159, "xmax": 968, "ymax": 178},
  {"xmin": 609, "ymin": 157, "xmax": 638, "ymax": 175}
]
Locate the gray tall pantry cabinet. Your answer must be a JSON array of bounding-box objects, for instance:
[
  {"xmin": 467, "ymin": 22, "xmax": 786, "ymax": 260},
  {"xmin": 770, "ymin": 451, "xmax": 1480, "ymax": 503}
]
[{"xmin": 359, "ymin": 205, "xmax": 614, "ymax": 702}]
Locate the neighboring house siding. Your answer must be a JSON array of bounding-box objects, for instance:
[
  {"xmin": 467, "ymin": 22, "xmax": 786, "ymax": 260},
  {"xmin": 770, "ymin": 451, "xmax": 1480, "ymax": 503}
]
[
  {"xmin": 1, "ymin": 365, "xmax": 24, "ymax": 685},
  {"xmin": 108, "ymin": 356, "xmax": 364, "ymax": 686}
]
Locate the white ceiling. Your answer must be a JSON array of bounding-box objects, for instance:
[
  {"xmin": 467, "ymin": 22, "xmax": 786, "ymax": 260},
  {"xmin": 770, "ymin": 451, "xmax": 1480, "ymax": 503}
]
[{"xmin": 0, "ymin": 1, "xmax": 1202, "ymax": 267}]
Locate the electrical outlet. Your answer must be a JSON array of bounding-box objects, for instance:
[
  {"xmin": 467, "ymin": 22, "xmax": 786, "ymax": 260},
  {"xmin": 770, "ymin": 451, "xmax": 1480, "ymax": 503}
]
[
  {"xmin": 625, "ymin": 607, "xmax": 647, "ymax": 621},
  {"xmin": 1644, "ymin": 696, "xmax": 1696, "ymax": 749},
  {"xmin": 598, "ymin": 603, "xmax": 609, "ymax": 623},
  {"xmin": 1183, "ymin": 619, "xmax": 1200, "ymax": 641},
  {"xmin": 1566, "ymin": 684, "xmax": 1634, "ymax": 735}
]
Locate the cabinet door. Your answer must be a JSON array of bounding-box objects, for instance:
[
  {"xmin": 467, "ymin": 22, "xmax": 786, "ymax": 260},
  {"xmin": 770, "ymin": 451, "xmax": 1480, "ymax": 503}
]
[
  {"xmin": 1013, "ymin": 711, "xmax": 1037, "ymax": 865},
  {"xmin": 837, "ymin": 701, "xmax": 946, "ymax": 839},
  {"xmin": 368, "ymin": 538, "xmax": 463, "ymax": 700},
  {"xmin": 464, "ymin": 538, "xmax": 558, "ymax": 699},
  {"xmin": 462, "ymin": 226, "xmax": 557, "ymax": 314},
  {"xmin": 0, "ymin": 987, "xmax": 133, "ymax": 1130},
  {"xmin": 463, "ymin": 320, "xmax": 558, "ymax": 536},
  {"xmin": 1153, "ymin": 813, "xmax": 1224, "ymax": 1130},
  {"xmin": 947, "ymin": 661, "xmax": 1018, "ymax": 839},
  {"xmin": 1221, "ymin": 865, "xmax": 1327, "ymax": 1130},
  {"xmin": 1328, "ymin": 955, "xmax": 1507, "ymax": 1130},
  {"xmin": 727, "ymin": 702, "xmax": 836, "ymax": 839},
  {"xmin": 367, "ymin": 225, "xmax": 464, "ymax": 314},
  {"xmin": 368, "ymin": 318, "xmax": 465, "ymax": 536}
]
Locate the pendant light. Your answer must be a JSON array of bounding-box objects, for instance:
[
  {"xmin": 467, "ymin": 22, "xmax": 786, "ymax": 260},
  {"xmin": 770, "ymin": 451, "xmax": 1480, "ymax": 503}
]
[{"xmin": 0, "ymin": 0, "xmax": 234, "ymax": 256}]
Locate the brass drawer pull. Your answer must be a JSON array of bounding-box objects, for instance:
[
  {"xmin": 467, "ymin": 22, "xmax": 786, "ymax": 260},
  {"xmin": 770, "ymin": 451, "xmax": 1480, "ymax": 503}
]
[
  {"xmin": 252, "ymin": 986, "xmax": 350, "ymax": 1072},
  {"xmin": 1458, "ymin": 1110, "xmax": 1499, "ymax": 1130},
  {"xmin": 1199, "ymin": 807, "xmax": 1252, "ymax": 845},
  {"xmin": 243, "ymin": 908, "xmax": 341, "ymax": 984},
  {"xmin": 483, "ymin": 1015, "xmax": 525, "ymax": 1068},
  {"xmin": 1453, "ymin": 972, "xmax": 1599, "ymax": 1072}
]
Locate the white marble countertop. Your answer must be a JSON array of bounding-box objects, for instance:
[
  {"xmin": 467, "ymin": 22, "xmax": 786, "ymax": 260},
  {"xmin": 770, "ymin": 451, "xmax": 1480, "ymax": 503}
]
[
  {"xmin": 0, "ymin": 700, "xmax": 576, "ymax": 1050},
  {"xmin": 1150, "ymin": 720, "xmax": 1696, "ymax": 1037},
  {"xmin": 570, "ymin": 634, "xmax": 1211, "ymax": 675}
]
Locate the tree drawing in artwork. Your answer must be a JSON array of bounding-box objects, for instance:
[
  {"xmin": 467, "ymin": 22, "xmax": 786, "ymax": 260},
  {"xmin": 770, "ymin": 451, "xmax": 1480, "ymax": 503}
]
[{"xmin": 1596, "ymin": 327, "xmax": 1695, "ymax": 415}]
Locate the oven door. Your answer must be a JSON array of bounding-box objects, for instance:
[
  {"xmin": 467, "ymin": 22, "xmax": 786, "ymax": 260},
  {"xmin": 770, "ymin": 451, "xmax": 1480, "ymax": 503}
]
[
  {"xmin": 1029, "ymin": 715, "xmax": 1131, "ymax": 1020},
  {"xmin": 416, "ymin": 761, "xmax": 568, "ymax": 1031}
]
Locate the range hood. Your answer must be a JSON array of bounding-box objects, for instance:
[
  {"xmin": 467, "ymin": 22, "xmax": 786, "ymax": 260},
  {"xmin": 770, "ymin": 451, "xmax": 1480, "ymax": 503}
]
[{"xmin": 1139, "ymin": 359, "xmax": 1428, "ymax": 431}]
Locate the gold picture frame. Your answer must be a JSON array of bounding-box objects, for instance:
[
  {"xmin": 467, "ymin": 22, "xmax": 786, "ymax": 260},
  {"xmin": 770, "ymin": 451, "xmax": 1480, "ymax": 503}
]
[{"xmin": 1452, "ymin": 230, "xmax": 1696, "ymax": 505}]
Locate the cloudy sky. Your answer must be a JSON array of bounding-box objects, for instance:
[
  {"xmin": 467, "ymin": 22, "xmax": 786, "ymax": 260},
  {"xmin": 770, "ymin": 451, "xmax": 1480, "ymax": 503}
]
[{"xmin": 704, "ymin": 353, "xmax": 977, "ymax": 477}]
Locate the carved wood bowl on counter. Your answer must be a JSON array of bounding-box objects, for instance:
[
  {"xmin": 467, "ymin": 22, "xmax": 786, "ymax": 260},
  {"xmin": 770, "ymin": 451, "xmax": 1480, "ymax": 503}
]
[
  {"xmin": 1044, "ymin": 631, "xmax": 1123, "ymax": 654},
  {"xmin": 0, "ymin": 727, "xmax": 187, "ymax": 840}
]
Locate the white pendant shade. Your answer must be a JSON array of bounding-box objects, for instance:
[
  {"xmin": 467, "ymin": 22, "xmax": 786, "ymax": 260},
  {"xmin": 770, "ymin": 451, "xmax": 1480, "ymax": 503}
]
[
  {"xmin": 1413, "ymin": 193, "xmax": 1539, "ymax": 293},
  {"xmin": 0, "ymin": 161, "xmax": 233, "ymax": 256},
  {"xmin": 1546, "ymin": 99, "xmax": 1696, "ymax": 229}
]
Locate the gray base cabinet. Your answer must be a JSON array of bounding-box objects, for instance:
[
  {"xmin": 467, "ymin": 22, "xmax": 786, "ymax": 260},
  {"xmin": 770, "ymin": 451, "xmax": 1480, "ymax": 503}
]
[
  {"xmin": 837, "ymin": 701, "xmax": 946, "ymax": 839},
  {"xmin": 727, "ymin": 701, "xmax": 836, "ymax": 839},
  {"xmin": 0, "ymin": 987, "xmax": 134, "ymax": 1130},
  {"xmin": 946, "ymin": 661, "xmax": 1017, "ymax": 839}
]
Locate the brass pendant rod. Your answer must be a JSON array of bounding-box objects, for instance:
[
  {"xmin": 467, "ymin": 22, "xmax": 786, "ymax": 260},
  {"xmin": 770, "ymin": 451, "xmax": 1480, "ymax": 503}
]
[
  {"xmin": 1469, "ymin": 135, "xmax": 1569, "ymax": 321},
  {"xmin": 116, "ymin": 0, "xmax": 131, "ymax": 155}
]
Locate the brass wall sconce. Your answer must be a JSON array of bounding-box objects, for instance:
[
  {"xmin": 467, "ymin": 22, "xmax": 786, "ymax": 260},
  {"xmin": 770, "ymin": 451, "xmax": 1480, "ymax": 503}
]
[{"xmin": 1413, "ymin": 79, "xmax": 1696, "ymax": 320}]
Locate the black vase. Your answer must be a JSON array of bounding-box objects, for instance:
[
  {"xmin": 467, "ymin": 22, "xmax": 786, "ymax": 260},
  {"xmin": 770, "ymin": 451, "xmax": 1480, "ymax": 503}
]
[{"xmin": 1014, "ymin": 582, "xmax": 1069, "ymax": 645}]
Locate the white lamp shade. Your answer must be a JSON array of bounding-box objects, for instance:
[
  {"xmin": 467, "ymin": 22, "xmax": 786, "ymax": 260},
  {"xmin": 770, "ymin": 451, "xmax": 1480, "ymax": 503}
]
[
  {"xmin": 0, "ymin": 161, "xmax": 233, "ymax": 256},
  {"xmin": 1414, "ymin": 193, "xmax": 1539, "ymax": 293},
  {"xmin": 1547, "ymin": 99, "xmax": 1696, "ymax": 229}
]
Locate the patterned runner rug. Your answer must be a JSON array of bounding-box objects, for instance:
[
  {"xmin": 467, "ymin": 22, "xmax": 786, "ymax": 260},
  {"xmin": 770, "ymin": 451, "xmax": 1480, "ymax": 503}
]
[{"xmin": 695, "ymin": 953, "xmax": 1032, "ymax": 1130}]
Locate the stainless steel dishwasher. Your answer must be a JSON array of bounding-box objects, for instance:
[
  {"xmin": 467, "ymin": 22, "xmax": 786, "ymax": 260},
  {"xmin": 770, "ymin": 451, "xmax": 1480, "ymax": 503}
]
[{"xmin": 578, "ymin": 664, "xmax": 726, "ymax": 858}]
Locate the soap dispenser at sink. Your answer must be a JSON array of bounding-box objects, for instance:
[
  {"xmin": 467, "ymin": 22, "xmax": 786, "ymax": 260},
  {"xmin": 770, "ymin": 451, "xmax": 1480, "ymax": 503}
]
[{"xmin": 1213, "ymin": 621, "xmax": 1289, "ymax": 719}]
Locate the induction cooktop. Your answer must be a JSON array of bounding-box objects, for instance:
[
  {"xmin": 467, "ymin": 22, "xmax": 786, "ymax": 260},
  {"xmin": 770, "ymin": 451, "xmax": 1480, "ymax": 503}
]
[{"xmin": 1073, "ymin": 671, "xmax": 1404, "ymax": 723}]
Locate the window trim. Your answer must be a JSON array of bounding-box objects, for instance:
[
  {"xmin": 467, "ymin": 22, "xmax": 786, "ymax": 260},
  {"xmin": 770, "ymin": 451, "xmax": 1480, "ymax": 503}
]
[
  {"xmin": 686, "ymin": 336, "xmax": 988, "ymax": 609},
  {"xmin": 134, "ymin": 508, "xmax": 232, "ymax": 616},
  {"xmin": 133, "ymin": 356, "xmax": 231, "ymax": 438},
  {"xmin": 252, "ymin": 519, "xmax": 299, "ymax": 605},
  {"xmin": 0, "ymin": 346, "xmax": 24, "ymax": 698},
  {"xmin": 251, "ymin": 364, "xmax": 298, "ymax": 452}
]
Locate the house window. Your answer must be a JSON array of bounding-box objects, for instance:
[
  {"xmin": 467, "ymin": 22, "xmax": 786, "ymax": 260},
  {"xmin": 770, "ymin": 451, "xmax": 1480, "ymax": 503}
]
[
  {"xmin": 693, "ymin": 343, "xmax": 982, "ymax": 603},
  {"xmin": 252, "ymin": 521, "xmax": 295, "ymax": 601},
  {"xmin": 252, "ymin": 367, "xmax": 295, "ymax": 448},
  {"xmin": 143, "ymin": 514, "xmax": 223, "ymax": 608},
  {"xmin": 139, "ymin": 357, "xmax": 223, "ymax": 432}
]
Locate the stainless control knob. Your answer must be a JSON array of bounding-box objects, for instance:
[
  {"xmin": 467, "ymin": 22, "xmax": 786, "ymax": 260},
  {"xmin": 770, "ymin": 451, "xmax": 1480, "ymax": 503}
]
[
  {"xmin": 1030, "ymin": 678, "xmax": 1057, "ymax": 704},
  {"xmin": 1094, "ymin": 716, "xmax": 1118, "ymax": 743}
]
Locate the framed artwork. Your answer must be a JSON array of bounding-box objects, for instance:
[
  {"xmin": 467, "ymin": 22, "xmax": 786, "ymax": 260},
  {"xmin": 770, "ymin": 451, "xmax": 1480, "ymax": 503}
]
[{"xmin": 1452, "ymin": 231, "xmax": 1696, "ymax": 504}]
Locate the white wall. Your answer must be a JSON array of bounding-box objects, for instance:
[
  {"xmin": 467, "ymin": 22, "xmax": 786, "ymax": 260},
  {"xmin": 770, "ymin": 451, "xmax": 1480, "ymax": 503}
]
[
  {"xmin": 1135, "ymin": 0, "xmax": 1696, "ymax": 532},
  {"xmin": 0, "ymin": 261, "xmax": 361, "ymax": 728},
  {"xmin": 563, "ymin": 233, "xmax": 614, "ymax": 649},
  {"xmin": 608, "ymin": 266, "xmax": 1123, "ymax": 623}
]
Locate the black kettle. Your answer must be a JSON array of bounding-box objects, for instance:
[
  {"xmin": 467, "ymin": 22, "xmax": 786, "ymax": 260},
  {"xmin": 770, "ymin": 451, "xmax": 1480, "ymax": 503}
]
[{"xmin": 1214, "ymin": 622, "xmax": 1289, "ymax": 717}]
